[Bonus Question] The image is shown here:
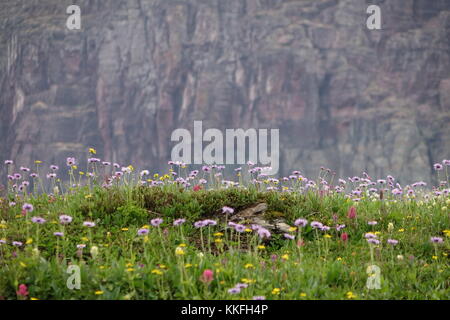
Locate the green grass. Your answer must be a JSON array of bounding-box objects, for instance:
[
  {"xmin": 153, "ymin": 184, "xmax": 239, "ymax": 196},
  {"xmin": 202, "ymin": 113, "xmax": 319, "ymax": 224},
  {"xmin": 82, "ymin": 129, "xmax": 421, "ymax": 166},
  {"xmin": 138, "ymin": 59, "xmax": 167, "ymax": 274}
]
[{"xmin": 0, "ymin": 180, "xmax": 449, "ymax": 300}]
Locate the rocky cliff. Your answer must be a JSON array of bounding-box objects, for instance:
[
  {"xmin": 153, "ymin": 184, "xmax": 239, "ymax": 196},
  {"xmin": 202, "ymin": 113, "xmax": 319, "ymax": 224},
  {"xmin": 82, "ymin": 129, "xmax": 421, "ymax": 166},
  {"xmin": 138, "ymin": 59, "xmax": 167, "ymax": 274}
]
[{"xmin": 1, "ymin": 0, "xmax": 449, "ymax": 183}]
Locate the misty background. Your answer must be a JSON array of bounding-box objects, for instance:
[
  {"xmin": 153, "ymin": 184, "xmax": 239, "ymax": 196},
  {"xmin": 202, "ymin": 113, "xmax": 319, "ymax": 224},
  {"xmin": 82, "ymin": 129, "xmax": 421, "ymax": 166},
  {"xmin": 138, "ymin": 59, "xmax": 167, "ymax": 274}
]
[{"xmin": 1, "ymin": 0, "xmax": 449, "ymax": 185}]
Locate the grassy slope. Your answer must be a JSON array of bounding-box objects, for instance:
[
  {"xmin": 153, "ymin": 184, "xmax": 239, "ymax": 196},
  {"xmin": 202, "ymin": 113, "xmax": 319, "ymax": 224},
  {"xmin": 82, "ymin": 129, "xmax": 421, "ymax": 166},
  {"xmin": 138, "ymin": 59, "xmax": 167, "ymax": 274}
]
[{"xmin": 0, "ymin": 183, "xmax": 449, "ymax": 300}]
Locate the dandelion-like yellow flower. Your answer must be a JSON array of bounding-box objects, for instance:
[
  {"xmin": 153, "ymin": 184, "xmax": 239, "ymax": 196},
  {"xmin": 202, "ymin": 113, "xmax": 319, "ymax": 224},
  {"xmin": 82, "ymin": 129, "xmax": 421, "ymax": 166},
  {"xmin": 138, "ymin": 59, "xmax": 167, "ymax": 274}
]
[
  {"xmin": 323, "ymin": 234, "xmax": 332, "ymax": 239},
  {"xmin": 398, "ymin": 228, "xmax": 405, "ymax": 232},
  {"xmin": 289, "ymin": 227, "xmax": 297, "ymax": 232},
  {"xmin": 121, "ymin": 228, "xmax": 129, "ymax": 231},
  {"xmin": 89, "ymin": 148, "xmax": 97, "ymax": 154},
  {"xmin": 151, "ymin": 269, "xmax": 163, "ymax": 275},
  {"xmin": 26, "ymin": 238, "xmax": 33, "ymax": 245},
  {"xmin": 214, "ymin": 238, "xmax": 223, "ymax": 243},
  {"xmin": 346, "ymin": 291, "xmax": 357, "ymax": 299},
  {"xmin": 241, "ymin": 278, "xmax": 256, "ymax": 284},
  {"xmin": 20, "ymin": 262, "xmax": 27, "ymax": 268},
  {"xmin": 126, "ymin": 268, "xmax": 135, "ymax": 272},
  {"xmin": 257, "ymin": 245, "xmax": 265, "ymax": 250},
  {"xmin": 175, "ymin": 246, "xmax": 185, "ymax": 255},
  {"xmin": 35, "ymin": 160, "xmax": 42, "ymax": 164},
  {"xmin": 244, "ymin": 263, "xmax": 254, "ymax": 269},
  {"xmin": 213, "ymin": 232, "xmax": 223, "ymax": 237},
  {"xmin": 245, "ymin": 228, "xmax": 252, "ymax": 233},
  {"xmin": 300, "ymin": 293, "xmax": 307, "ymax": 297},
  {"xmin": 272, "ymin": 288, "xmax": 281, "ymax": 295},
  {"xmin": 281, "ymin": 254, "xmax": 289, "ymax": 260},
  {"xmin": 94, "ymin": 290, "xmax": 103, "ymax": 295},
  {"xmin": 184, "ymin": 263, "xmax": 193, "ymax": 268}
]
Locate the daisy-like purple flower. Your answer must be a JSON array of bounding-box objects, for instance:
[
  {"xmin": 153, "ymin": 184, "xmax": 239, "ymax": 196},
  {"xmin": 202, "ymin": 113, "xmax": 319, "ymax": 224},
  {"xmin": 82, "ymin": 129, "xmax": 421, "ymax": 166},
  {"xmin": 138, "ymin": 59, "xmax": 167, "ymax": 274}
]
[
  {"xmin": 173, "ymin": 218, "xmax": 186, "ymax": 226},
  {"xmin": 150, "ymin": 218, "xmax": 163, "ymax": 227},
  {"xmin": 310, "ymin": 221, "xmax": 323, "ymax": 229},
  {"xmin": 4, "ymin": 160, "xmax": 13, "ymax": 165},
  {"xmin": 137, "ymin": 228, "xmax": 149, "ymax": 236},
  {"xmin": 365, "ymin": 233, "xmax": 377, "ymax": 239},
  {"xmin": 433, "ymin": 163, "xmax": 443, "ymax": 171},
  {"xmin": 31, "ymin": 216, "xmax": 46, "ymax": 224},
  {"xmin": 59, "ymin": 215, "xmax": 73, "ymax": 224},
  {"xmin": 50, "ymin": 165, "xmax": 59, "ymax": 171},
  {"xmin": 228, "ymin": 287, "xmax": 241, "ymax": 294},
  {"xmin": 66, "ymin": 157, "xmax": 76, "ymax": 166},
  {"xmin": 367, "ymin": 238, "xmax": 380, "ymax": 245},
  {"xmin": 12, "ymin": 241, "xmax": 23, "ymax": 247},
  {"xmin": 234, "ymin": 224, "xmax": 246, "ymax": 233},
  {"xmin": 20, "ymin": 166, "xmax": 30, "ymax": 172},
  {"xmin": 222, "ymin": 206, "xmax": 235, "ymax": 214},
  {"xmin": 235, "ymin": 283, "xmax": 248, "ymax": 289},
  {"xmin": 83, "ymin": 221, "xmax": 96, "ymax": 228},
  {"xmin": 368, "ymin": 221, "xmax": 378, "ymax": 226},
  {"xmin": 203, "ymin": 219, "xmax": 217, "ymax": 226},
  {"xmin": 320, "ymin": 225, "xmax": 331, "ymax": 231},
  {"xmin": 294, "ymin": 218, "xmax": 308, "ymax": 227},
  {"xmin": 387, "ymin": 239, "xmax": 398, "ymax": 245},
  {"xmin": 336, "ymin": 224, "xmax": 346, "ymax": 231},
  {"xmin": 0, "ymin": 240, "xmax": 6, "ymax": 244},
  {"xmin": 284, "ymin": 233, "xmax": 295, "ymax": 240},
  {"xmin": 77, "ymin": 244, "xmax": 86, "ymax": 249},
  {"xmin": 46, "ymin": 173, "xmax": 57, "ymax": 179},
  {"xmin": 22, "ymin": 203, "xmax": 34, "ymax": 213},
  {"xmin": 257, "ymin": 227, "xmax": 271, "ymax": 239},
  {"xmin": 14, "ymin": 173, "xmax": 22, "ymax": 180},
  {"xmin": 430, "ymin": 237, "xmax": 443, "ymax": 244},
  {"xmin": 54, "ymin": 232, "xmax": 64, "ymax": 237},
  {"xmin": 253, "ymin": 296, "xmax": 266, "ymax": 300},
  {"xmin": 194, "ymin": 220, "xmax": 207, "ymax": 228}
]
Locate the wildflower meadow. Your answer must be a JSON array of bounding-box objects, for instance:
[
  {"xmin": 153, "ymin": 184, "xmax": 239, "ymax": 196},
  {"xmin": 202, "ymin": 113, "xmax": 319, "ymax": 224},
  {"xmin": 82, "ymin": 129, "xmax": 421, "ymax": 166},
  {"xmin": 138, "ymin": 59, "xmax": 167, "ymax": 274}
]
[{"xmin": 0, "ymin": 151, "xmax": 449, "ymax": 300}]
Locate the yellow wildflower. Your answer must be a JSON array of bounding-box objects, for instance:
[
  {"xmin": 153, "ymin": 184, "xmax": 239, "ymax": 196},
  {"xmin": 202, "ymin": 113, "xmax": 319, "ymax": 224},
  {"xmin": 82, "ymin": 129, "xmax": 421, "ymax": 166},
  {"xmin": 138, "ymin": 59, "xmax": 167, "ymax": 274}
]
[
  {"xmin": 272, "ymin": 288, "xmax": 281, "ymax": 295},
  {"xmin": 94, "ymin": 290, "xmax": 103, "ymax": 295},
  {"xmin": 175, "ymin": 246, "xmax": 185, "ymax": 255},
  {"xmin": 151, "ymin": 269, "xmax": 163, "ymax": 275},
  {"xmin": 89, "ymin": 148, "xmax": 96, "ymax": 154},
  {"xmin": 244, "ymin": 263, "xmax": 254, "ymax": 269},
  {"xmin": 346, "ymin": 291, "xmax": 357, "ymax": 299}
]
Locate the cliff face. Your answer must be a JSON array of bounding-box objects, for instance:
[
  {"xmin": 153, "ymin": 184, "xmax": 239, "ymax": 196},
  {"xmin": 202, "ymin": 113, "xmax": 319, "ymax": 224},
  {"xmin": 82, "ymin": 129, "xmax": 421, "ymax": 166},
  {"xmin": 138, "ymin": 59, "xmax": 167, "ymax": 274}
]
[{"xmin": 1, "ymin": 0, "xmax": 449, "ymax": 183}]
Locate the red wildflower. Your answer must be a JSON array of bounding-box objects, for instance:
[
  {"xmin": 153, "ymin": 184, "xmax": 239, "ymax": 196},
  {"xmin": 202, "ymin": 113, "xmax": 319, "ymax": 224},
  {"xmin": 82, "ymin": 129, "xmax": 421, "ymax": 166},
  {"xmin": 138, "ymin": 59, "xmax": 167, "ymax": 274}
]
[
  {"xmin": 347, "ymin": 206, "xmax": 357, "ymax": 219},
  {"xmin": 193, "ymin": 185, "xmax": 202, "ymax": 192},
  {"xmin": 199, "ymin": 269, "xmax": 214, "ymax": 284},
  {"xmin": 16, "ymin": 284, "xmax": 29, "ymax": 297},
  {"xmin": 341, "ymin": 232, "xmax": 349, "ymax": 242}
]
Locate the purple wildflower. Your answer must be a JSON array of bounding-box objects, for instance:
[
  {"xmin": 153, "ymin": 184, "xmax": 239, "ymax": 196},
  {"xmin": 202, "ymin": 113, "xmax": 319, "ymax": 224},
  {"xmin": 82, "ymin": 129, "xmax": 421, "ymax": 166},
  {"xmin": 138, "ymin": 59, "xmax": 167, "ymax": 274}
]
[
  {"xmin": 173, "ymin": 218, "xmax": 186, "ymax": 226},
  {"xmin": 222, "ymin": 206, "xmax": 234, "ymax": 214},
  {"xmin": 150, "ymin": 218, "xmax": 163, "ymax": 227},
  {"xmin": 284, "ymin": 233, "xmax": 295, "ymax": 240},
  {"xmin": 22, "ymin": 203, "xmax": 33, "ymax": 213},
  {"xmin": 83, "ymin": 221, "xmax": 96, "ymax": 228},
  {"xmin": 137, "ymin": 228, "xmax": 149, "ymax": 236},
  {"xmin": 294, "ymin": 218, "xmax": 308, "ymax": 227},
  {"xmin": 31, "ymin": 217, "xmax": 46, "ymax": 224},
  {"xmin": 59, "ymin": 215, "xmax": 73, "ymax": 224}
]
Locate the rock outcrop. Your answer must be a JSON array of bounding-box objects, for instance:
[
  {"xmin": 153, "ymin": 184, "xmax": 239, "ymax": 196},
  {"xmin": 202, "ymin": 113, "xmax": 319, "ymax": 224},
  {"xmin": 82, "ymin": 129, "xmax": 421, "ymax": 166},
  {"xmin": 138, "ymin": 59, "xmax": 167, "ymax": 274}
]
[{"xmin": 1, "ymin": 0, "xmax": 449, "ymax": 184}]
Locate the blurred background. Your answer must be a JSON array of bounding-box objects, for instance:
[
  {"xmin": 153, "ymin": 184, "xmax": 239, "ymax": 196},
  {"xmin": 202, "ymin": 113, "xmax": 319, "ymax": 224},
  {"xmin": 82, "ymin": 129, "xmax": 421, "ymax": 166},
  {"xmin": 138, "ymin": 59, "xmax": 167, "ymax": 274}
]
[{"xmin": 1, "ymin": 0, "xmax": 449, "ymax": 184}]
